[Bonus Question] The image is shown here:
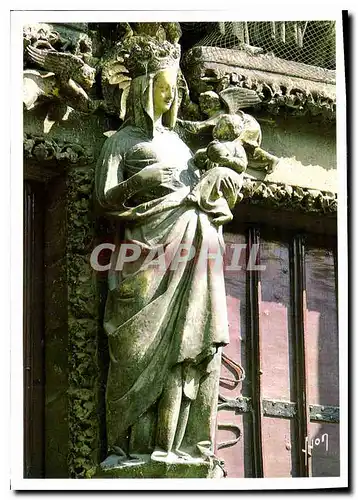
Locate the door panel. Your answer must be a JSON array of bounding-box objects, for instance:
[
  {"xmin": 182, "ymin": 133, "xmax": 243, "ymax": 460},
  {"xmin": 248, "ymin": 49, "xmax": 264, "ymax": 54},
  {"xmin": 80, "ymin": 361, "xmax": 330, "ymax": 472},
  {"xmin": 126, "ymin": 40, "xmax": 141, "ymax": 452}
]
[
  {"xmin": 217, "ymin": 233, "xmax": 249, "ymax": 477},
  {"xmin": 304, "ymin": 248, "xmax": 339, "ymax": 406},
  {"xmin": 259, "ymin": 240, "xmax": 294, "ymax": 401},
  {"xmin": 261, "ymin": 417, "xmax": 298, "ymax": 477},
  {"xmin": 304, "ymin": 248, "xmax": 339, "ymax": 476},
  {"xmin": 217, "ymin": 230, "xmax": 339, "ymax": 478}
]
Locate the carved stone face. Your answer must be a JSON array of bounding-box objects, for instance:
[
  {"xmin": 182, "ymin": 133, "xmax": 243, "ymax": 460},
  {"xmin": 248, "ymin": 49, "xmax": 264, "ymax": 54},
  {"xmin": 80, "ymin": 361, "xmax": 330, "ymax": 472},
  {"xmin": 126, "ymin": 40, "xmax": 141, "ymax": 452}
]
[
  {"xmin": 153, "ymin": 68, "xmax": 177, "ymax": 118},
  {"xmin": 79, "ymin": 63, "xmax": 96, "ymax": 89},
  {"xmin": 199, "ymin": 91, "xmax": 222, "ymax": 117}
]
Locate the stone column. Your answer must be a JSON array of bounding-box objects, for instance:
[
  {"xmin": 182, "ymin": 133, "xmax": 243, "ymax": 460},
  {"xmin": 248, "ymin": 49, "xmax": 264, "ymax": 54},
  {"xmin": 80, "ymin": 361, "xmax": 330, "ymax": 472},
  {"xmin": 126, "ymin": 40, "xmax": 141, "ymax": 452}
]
[{"xmin": 66, "ymin": 166, "xmax": 101, "ymax": 478}]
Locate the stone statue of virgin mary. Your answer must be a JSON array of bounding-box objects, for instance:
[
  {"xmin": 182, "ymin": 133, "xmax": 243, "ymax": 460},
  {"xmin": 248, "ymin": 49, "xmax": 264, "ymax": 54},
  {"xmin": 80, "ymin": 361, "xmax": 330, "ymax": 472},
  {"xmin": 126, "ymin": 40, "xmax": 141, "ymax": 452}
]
[{"xmin": 95, "ymin": 35, "xmax": 243, "ymax": 471}]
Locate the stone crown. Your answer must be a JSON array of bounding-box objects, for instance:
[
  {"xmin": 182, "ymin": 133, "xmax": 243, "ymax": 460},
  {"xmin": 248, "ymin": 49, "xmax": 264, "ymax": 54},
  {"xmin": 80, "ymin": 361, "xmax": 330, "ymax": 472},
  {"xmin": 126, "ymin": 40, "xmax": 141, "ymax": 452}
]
[{"xmin": 121, "ymin": 36, "xmax": 180, "ymax": 78}]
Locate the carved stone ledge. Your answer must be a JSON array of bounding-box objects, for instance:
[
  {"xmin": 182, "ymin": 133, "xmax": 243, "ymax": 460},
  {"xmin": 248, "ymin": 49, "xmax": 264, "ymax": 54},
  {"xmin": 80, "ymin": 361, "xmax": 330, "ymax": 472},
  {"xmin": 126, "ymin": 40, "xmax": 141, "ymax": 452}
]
[
  {"xmin": 233, "ymin": 69, "xmax": 335, "ymax": 120},
  {"xmin": 185, "ymin": 46, "xmax": 335, "ymax": 83},
  {"xmin": 183, "ymin": 46, "xmax": 336, "ymax": 121},
  {"xmin": 24, "ymin": 133, "xmax": 95, "ymax": 167},
  {"xmin": 241, "ymin": 178, "xmax": 337, "ymax": 214}
]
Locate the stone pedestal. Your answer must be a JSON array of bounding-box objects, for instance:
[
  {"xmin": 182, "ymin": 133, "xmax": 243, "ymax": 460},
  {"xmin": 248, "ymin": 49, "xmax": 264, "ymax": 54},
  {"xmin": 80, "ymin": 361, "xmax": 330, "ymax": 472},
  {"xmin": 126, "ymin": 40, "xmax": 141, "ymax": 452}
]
[{"xmin": 95, "ymin": 455, "xmax": 224, "ymax": 479}]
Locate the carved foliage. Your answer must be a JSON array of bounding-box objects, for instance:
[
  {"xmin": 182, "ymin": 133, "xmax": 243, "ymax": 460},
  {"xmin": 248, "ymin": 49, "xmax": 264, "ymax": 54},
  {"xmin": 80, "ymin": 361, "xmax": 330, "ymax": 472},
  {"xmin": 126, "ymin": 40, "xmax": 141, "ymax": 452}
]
[
  {"xmin": 23, "ymin": 23, "xmax": 93, "ymax": 66},
  {"xmin": 67, "ymin": 168, "xmax": 100, "ymax": 478},
  {"xmin": 241, "ymin": 179, "xmax": 337, "ymax": 213},
  {"xmin": 24, "ymin": 134, "xmax": 94, "ymax": 166}
]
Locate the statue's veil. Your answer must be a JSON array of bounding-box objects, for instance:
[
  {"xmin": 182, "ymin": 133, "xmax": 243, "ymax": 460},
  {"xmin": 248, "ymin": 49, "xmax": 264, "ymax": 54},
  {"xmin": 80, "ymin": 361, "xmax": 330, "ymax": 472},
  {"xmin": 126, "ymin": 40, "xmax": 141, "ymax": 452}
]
[{"xmin": 123, "ymin": 70, "xmax": 179, "ymax": 137}]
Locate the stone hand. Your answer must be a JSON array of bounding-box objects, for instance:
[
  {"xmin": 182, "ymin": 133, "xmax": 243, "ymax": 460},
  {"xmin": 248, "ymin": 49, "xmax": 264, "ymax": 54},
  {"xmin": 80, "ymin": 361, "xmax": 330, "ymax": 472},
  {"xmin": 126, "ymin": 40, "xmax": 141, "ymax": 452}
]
[{"xmin": 141, "ymin": 163, "xmax": 176, "ymax": 186}]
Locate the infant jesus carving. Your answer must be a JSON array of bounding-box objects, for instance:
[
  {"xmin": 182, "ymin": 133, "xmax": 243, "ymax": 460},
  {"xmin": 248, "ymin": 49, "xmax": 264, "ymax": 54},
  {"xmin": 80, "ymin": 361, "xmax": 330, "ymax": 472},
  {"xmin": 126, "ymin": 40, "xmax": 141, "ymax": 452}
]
[{"xmin": 193, "ymin": 112, "xmax": 279, "ymax": 175}]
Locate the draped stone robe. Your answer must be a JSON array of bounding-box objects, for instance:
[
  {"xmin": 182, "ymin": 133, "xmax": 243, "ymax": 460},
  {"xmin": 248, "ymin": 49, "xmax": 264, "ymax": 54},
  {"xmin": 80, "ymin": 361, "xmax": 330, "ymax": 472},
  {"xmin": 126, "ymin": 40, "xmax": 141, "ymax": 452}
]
[{"xmin": 95, "ymin": 124, "xmax": 243, "ymax": 455}]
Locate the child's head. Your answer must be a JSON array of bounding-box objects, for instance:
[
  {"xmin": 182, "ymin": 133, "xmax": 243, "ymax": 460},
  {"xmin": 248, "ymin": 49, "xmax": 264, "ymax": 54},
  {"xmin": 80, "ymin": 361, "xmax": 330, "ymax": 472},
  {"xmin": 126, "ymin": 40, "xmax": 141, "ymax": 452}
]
[
  {"xmin": 212, "ymin": 113, "xmax": 245, "ymax": 141},
  {"xmin": 199, "ymin": 91, "xmax": 222, "ymax": 117}
]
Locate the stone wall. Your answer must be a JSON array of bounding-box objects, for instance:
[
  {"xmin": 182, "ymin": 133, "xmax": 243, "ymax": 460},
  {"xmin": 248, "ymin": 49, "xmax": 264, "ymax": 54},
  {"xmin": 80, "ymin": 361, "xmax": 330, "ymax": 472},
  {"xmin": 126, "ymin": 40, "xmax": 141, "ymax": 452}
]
[
  {"xmin": 25, "ymin": 101, "xmax": 109, "ymax": 476},
  {"xmin": 43, "ymin": 175, "xmax": 69, "ymax": 477},
  {"xmin": 41, "ymin": 164, "xmax": 102, "ymax": 478}
]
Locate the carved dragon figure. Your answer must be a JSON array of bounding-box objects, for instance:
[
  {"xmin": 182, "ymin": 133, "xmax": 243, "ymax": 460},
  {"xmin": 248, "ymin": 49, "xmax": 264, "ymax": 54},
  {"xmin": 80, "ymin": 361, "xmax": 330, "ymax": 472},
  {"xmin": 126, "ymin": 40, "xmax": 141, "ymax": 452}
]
[{"xmin": 24, "ymin": 44, "xmax": 98, "ymax": 113}]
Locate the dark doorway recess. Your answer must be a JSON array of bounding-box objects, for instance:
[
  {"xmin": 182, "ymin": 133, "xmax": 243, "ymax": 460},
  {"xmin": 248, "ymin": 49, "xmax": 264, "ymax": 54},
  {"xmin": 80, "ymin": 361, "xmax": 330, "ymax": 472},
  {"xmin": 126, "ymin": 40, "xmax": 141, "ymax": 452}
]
[{"xmin": 23, "ymin": 180, "xmax": 45, "ymax": 478}]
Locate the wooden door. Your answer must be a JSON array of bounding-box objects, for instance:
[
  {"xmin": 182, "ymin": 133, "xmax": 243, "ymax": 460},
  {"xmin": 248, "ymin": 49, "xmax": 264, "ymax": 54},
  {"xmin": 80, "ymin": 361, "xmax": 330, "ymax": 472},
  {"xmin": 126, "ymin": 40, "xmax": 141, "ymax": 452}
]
[{"xmin": 216, "ymin": 228, "xmax": 339, "ymax": 478}]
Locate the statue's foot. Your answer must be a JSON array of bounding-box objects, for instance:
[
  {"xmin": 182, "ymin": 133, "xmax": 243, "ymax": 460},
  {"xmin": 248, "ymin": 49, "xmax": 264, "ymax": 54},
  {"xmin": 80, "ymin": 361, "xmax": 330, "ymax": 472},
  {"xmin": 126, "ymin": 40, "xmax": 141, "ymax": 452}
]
[
  {"xmin": 100, "ymin": 454, "xmax": 125, "ymax": 470},
  {"xmin": 174, "ymin": 449, "xmax": 191, "ymax": 459},
  {"xmin": 150, "ymin": 449, "xmax": 178, "ymax": 464},
  {"xmin": 174, "ymin": 448, "xmax": 206, "ymax": 464},
  {"xmin": 101, "ymin": 453, "xmax": 147, "ymax": 470},
  {"xmin": 265, "ymin": 155, "xmax": 279, "ymax": 174},
  {"xmin": 250, "ymin": 148, "xmax": 279, "ymax": 174}
]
